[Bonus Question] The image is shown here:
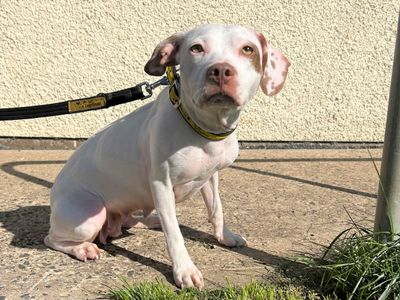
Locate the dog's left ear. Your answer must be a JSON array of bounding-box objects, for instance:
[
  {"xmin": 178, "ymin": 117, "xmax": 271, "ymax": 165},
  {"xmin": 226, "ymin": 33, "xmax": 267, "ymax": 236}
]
[
  {"xmin": 258, "ymin": 33, "xmax": 290, "ymax": 96},
  {"xmin": 144, "ymin": 33, "xmax": 184, "ymax": 76}
]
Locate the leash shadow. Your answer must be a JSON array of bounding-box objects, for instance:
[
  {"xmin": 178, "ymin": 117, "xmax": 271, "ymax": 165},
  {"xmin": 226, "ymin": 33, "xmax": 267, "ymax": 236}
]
[
  {"xmin": 0, "ymin": 156, "xmax": 379, "ymax": 203},
  {"xmin": 232, "ymin": 157, "xmax": 379, "ymax": 199},
  {"xmin": 0, "ymin": 160, "xmax": 65, "ymax": 189}
]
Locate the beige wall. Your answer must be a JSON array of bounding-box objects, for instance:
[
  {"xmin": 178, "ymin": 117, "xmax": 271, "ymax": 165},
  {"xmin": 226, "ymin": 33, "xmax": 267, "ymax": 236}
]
[{"xmin": 0, "ymin": 1, "xmax": 398, "ymax": 141}]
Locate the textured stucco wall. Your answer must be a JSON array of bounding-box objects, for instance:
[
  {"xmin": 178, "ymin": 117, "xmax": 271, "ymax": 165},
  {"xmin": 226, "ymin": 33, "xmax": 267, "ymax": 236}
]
[{"xmin": 0, "ymin": 1, "xmax": 398, "ymax": 141}]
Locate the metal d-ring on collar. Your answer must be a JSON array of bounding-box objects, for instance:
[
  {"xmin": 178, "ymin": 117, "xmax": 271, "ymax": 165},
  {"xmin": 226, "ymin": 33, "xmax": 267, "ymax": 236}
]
[{"xmin": 165, "ymin": 66, "xmax": 235, "ymax": 141}]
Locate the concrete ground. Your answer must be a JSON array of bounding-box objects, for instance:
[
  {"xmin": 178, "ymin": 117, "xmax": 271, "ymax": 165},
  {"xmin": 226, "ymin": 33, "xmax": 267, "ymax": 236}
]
[{"xmin": 0, "ymin": 148, "xmax": 381, "ymax": 299}]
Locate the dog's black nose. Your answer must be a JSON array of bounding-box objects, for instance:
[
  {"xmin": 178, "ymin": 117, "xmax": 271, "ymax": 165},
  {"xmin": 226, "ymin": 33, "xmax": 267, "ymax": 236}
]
[{"xmin": 207, "ymin": 63, "xmax": 237, "ymax": 85}]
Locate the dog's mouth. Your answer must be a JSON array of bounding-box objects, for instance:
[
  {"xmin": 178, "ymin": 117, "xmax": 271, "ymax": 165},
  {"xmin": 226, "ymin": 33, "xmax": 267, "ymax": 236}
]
[{"xmin": 205, "ymin": 93, "xmax": 239, "ymax": 107}]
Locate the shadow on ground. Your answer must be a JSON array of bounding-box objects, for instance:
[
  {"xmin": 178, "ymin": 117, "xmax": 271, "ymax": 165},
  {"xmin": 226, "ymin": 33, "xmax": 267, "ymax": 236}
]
[
  {"xmin": 1, "ymin": 155, "xmax": 378, "ymax": 287},
  {"xmin": 1, "ymin": 156, "xmax": 380, "ymax": 199},
  {"xmin": 0, "ymin": 204, "xmax": 308, "ymax": 286}
]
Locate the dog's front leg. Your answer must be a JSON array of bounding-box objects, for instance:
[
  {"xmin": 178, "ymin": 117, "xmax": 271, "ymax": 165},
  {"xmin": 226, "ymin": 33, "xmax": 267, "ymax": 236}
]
[
  {"xmin": 201, "ymin": 172, "xmax": 247, "ymax": 247},
  {"xmin": 150, "ymin": 173, "xmax": 204, "ymax": 289}
]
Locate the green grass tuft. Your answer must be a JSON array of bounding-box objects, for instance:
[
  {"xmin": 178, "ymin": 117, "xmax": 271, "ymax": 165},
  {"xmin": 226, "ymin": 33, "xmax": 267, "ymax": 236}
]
[
  {"xmin": 308, "ymin": 224, "xmax": 400, "ymax": 300},
  {"xmin": 104, "ymin": 278, "xmax": 317, "ymax": 300}
]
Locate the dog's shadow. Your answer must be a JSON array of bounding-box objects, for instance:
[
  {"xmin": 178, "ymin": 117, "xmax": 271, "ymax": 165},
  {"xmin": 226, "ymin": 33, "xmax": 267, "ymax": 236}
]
[
  {"xmin": 0, "ymin": 205, "xmax": 50, "ymax": 250},
  {"xmin": 0, "ymin": 204, "xmax": 306, "ymax": 285},
  {"xmin": 0, "ymin": 205, "xmax": 175, "ymax": 283},
  {"xmin": 0, "ymin": 159, "xmax": 308, "ymax": 284}
]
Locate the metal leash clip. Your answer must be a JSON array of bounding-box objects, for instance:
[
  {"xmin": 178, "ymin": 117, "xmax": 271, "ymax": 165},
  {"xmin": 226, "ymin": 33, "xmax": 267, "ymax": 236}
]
[{"xmin": 139, "ymin": 73, "xmax": 173, "ymax": 100}]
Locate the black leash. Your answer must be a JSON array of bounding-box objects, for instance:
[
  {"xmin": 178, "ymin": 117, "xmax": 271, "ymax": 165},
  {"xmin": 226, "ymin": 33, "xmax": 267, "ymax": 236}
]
[{"xmin": 0, "ymin": 77, "xmax": 169, "ymax": 121}]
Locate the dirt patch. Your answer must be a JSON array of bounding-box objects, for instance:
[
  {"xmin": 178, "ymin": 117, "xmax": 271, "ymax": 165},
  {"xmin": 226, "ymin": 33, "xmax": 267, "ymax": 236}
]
[{"xmin": 0, "ymin": 149, "xmax": 380, "ymax": 299}]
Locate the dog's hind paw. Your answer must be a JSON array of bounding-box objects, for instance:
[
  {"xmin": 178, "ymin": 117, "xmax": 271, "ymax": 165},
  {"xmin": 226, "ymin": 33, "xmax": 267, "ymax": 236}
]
[
  {"xmin": 45, "ymin": 236, "xmax": 102, "ymax": 262},
  {"xmin": 71, "ymin": 242, "xmax": 101, "ymax": 261}
]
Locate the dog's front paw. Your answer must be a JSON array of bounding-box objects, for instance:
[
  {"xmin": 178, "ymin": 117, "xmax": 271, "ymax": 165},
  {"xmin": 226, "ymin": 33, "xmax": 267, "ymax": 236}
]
[
  {"xmin": 217, "ymin": 227, "xmax": 248, "ymax": 247},
  {"xmin": 173, "ymin": 262, "xmax": 204, "ymax": 289}
]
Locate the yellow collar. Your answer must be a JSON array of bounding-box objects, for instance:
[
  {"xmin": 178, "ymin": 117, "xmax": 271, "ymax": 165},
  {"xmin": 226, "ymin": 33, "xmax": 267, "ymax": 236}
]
[{"xmin": 165, "ymin": 67, "xmax": 235, "ymax": 141}]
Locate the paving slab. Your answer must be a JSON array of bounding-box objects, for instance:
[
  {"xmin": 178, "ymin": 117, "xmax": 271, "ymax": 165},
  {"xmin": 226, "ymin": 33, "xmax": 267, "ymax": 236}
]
[{"xmin": 0, "ymin": 148, "xmax": 381, "ymax": 299}]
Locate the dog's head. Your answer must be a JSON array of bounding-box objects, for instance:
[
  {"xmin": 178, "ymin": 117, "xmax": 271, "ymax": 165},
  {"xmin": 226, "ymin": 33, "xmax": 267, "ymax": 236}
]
[{"xmin": 145, "ymin": 24, "xmax": 290, "ymax": 130}]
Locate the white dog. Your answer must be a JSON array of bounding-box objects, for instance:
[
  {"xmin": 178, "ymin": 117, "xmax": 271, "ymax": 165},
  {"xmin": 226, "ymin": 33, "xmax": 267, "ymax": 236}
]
[{"xmin": 45, "ymin": 24, "xmax": 289, "ymax": 289}]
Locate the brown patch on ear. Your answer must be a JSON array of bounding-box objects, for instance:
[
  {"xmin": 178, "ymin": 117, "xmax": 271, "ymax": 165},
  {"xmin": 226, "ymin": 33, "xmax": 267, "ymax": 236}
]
[
  {"xmin": 144, "ymin": 34, "xmax": 182, "ymax": 76},
  {"xmin": 254, "ymin": 31, "xmax": 290, "ymax": 96},
  {"xmin": 261, "ymin": 45, "xmax": 290, "ymax": 96}
]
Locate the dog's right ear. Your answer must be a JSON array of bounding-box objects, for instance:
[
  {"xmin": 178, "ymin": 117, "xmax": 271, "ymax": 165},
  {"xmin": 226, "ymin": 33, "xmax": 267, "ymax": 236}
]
[{"xmin": 144, "ymin": 34, "xmax": 184, "ymax": 76}]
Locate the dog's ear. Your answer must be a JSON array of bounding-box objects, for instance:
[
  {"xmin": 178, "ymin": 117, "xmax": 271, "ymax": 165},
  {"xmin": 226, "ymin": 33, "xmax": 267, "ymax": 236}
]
[
  {"xmin": 144, "ymin": 34, "xmax": 184, "ymax": 76},
  {"xmin": 258, "ymin": 33, "xmax": 290, "ymax": 96}
]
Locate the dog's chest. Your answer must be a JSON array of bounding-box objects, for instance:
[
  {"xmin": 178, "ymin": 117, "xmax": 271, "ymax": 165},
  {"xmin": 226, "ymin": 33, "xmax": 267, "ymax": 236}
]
[{"xmin": 170, "ymin": 144, "xmax": 237, "ymax": 202}]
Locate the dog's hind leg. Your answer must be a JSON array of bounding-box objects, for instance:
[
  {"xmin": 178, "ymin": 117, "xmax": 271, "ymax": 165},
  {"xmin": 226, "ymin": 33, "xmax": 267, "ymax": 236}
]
[{"xmin": 44, "ymin": 189, "xmax": 106, "ymax": 261}]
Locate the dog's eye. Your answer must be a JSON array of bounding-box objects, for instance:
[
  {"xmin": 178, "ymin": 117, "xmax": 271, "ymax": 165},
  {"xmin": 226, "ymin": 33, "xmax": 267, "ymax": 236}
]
[
  {"xmin": 242, "ymin": 46, "xmax": 254, "ymax": 55},
  {"xmin": 190, "ymin": 44, "xmax": 204, "ymax": 53}
]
